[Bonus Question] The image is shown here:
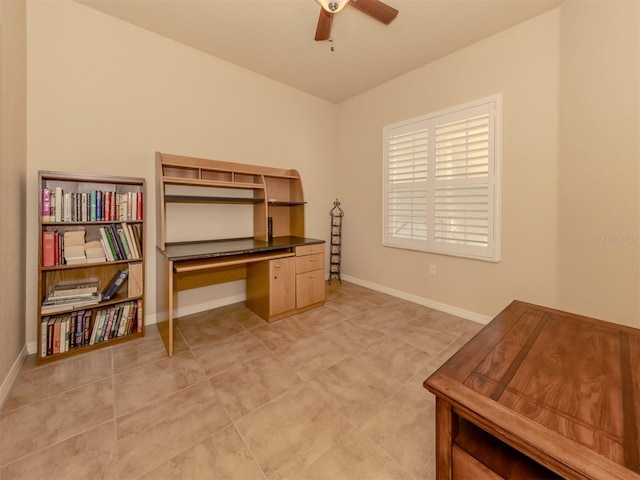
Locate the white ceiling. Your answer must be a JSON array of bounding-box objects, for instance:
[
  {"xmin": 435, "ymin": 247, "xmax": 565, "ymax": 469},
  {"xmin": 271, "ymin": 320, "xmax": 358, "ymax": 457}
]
[{"xmin": 75, "ymin": 0, "xmax": 563, "ymax": 104}]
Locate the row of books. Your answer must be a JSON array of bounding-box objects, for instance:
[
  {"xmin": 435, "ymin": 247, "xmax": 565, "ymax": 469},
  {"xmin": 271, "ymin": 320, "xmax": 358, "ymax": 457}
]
[
  {"xmin": 41, "ymin": 188, "xmax": 143, "ymax": 223},
  {"xmin": 42, "ymin": 223, "xmax": 142, "ymax": 267},
  {"xmin": 40, "ymin": 299, "xmax": 142, "ymax": 357}
]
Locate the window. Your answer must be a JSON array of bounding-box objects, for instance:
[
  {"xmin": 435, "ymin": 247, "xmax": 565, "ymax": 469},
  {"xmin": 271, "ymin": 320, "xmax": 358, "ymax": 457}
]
[{"xmin": 383, "ymin": 95, "xmax": 502, "ymax": 262}]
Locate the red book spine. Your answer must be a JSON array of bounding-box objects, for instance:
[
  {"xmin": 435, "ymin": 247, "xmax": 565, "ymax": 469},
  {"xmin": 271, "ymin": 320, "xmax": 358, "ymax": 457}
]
[
  {"xmin": 136, "ymin": 192, "xmax": 143, "ymax": 220},
  {"xmin": 42, "ymin": 231, "xmax": 56, "ymax": 267},
  {"xmin": 104, "ymin": 191, "xmax": 111, "ymax": 222}
]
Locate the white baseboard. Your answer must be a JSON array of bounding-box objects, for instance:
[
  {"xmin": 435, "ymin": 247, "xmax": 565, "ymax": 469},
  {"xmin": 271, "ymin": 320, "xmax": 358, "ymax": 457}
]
[
  {"xmin": 0, "ymin": 345, "xmax": 28, "ymax": 409},
  {"xmin": 340, "ymin": 274, "xmax": 492, "ymax": 325},
  {"xmin": 144, "ymin": 293, "xmax": 247, "ymax": 326}
]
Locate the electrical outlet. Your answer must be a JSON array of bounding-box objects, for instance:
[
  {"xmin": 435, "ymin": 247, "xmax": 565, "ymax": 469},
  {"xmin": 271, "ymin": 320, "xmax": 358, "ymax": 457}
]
[{"xmin": 429, "ymin": 264, "xmax": 436, "ymax": 276}]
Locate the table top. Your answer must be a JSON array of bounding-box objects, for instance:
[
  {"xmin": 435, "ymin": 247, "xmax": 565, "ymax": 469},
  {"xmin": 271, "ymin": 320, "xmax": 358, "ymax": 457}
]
[
  {"xmin": 158, "ymin": 236, "xmax": 325, "ymax": 262},
  {"xmin": 424, "ymin": 300, "xmax": 640, "ymax": 480}
]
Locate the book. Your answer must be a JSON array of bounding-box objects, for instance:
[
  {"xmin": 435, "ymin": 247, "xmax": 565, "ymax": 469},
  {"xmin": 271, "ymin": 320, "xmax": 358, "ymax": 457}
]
[
  {"xmin": 47, "ymin": 317, "xmax": 55, "ymax": 355},
  {"xmin": 42, "ymin": 188, "xmax": 51, "ymax": 222},
  {"xmin": 54, "ymin": 187, "xmax": 63, "ymax": 222},
  {"xmin": 49, "ymin": 280, "xmax": 99, "ymax": 298},
  {"xmin": 85, "ymin": 240, "xmax": 107, "ymax": 263},
  {"xmin": 117, "ymin": 227, "xmax": 133, "ymax": 259},
  {"xmin": 42, "ymin": 231, "xmax": 57, "ymax": 267},
  {"xmin": 41, "ymin": 295, "xmax": 101, "ymax": 314},
  {"xmin": 107, "ymin": 224, "xmax": 126, "ymax": 260},
  {"xmin": 121, "ymin": 223, "xmax": 137, "ymax": 258},
  {"xmin": 102, "ymin": 269, "xmax": 128, "ymax": 301},
  {"xmin": 99, "ymin": 227, "xmax": 117, "ymax": 261},
  {"xmin": 41, "ymin": 317, "xmax": 49, "ymax": 357},
  {"xmin": 53, "ymin": 318, "xmax": 61, "ymax": 354}
]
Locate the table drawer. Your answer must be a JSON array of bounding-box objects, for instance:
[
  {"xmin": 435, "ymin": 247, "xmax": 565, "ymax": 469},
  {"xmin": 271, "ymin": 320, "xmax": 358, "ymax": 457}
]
[
  {"xmin": 296, "ymin": 244, "xmax": 325, "ymax": 257},
  {"xmin": 296, "ymin": 253, "xmax": 324, "ymax": 274}
]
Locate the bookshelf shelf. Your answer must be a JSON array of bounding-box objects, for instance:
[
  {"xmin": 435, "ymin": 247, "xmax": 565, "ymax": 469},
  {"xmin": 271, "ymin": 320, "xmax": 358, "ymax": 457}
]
[{"xmin": 37, "ymin": 171, "xmax": 146, "ymax": 364}]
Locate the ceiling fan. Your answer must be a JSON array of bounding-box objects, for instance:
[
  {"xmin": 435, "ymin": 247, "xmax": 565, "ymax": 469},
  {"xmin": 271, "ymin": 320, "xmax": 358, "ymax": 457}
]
[{"xmin": 314, "ymin": 0, "xmax": 398, "ymax": 41}]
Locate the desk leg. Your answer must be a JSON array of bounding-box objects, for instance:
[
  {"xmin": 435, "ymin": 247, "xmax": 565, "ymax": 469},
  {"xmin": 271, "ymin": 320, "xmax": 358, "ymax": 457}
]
[
  {"xmin": 168, "ymin": 260, "xmax": 174, "ymax": 357},
  {"xmin": 435, "ymin": 396, "xmax": 457, "ymax": 480}
]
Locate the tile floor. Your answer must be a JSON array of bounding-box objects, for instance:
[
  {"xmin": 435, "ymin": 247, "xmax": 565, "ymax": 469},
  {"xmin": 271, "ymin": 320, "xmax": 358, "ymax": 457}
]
[{"xmin": 0, "ymin": 281, "xmax": 484, "ymax": 480}]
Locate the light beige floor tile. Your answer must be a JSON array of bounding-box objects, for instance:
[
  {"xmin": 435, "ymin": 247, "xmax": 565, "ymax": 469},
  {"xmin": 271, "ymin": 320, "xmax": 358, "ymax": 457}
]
[
  {"xmin": 359, "ymin": 381, "xmax": 437, "ymax": 479},
  {"xmin": 112, "ymin": 324, "xmax": 187, "ymax": 374},
  {"xmin": 0, "ymin": 421, "xmax": 118, "ymax": 480},
  {"xmin": 2, "ymin": 348, "xmax": 112, "ymax": 412},
  {"xmin": 116, "ymin": 380, "xmax": 231, "ymax": 480},
  {"xmin": 274, "ymin": 329, "xmax": 358, "ymax": 381},
  {"xmin": 139, "ymin": 424, "xmax": 266, "ymax": 480},
  {"xmin": 303, "ymin": 428, "xmax": 412, "ymax": 480},
  {"xmin": 348, "ymin": 309, "xmax": 415, "ymax": 333},
  {"xmin": 114, "ymin": 350, "xmax": 207, "ymax": 417},
  {"xmin": 225, "ymin": 303, "xmax": 267, "ymax": 329},
  {"xmin": 326, "ymin": 297, "xmax": 372, "ymax": 317},
  {"xmin": 309, "ymin": 355, "xmax": 402, "ymax": 427},
  {"xmin": 423, "ymin": 309, "xmax": 480, "ymax": 337},
  {"xmin": 210, "ymin": 353, "xmax": 301, "ymax": 420},
  {"xmin": 293, "ymin": 305, "xmax": 350, "ymax": 333},
  {"xmin": 192, "ymin": 330, "xmax": 270, "ymax": 377},
  {"xmin": 0, "ymin": 378, "xmax": 114, "ymax": 466},
  {"xmin": 177, "ymin": 312, "xmax": 245, "ymax": 349},
  {"xmin": 390, "ymin": 316, "xmax": 458, "ymax": 355},
  {"xmin": 357, "ymin": 336, "xmax": 433, "ymax": 384},
  {"xmin": 250, "ymin": 317, "xmax": 317, "ymax": 350},
  {"xmin": 235, "ymin": 384, "xmax": 352, "ymax": 480}
]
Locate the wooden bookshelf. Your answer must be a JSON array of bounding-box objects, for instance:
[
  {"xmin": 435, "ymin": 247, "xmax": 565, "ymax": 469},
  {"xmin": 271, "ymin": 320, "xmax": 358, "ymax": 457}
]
[{"xmin": 37, "ymin": 171, "xmax": 145, "ymax": 364}]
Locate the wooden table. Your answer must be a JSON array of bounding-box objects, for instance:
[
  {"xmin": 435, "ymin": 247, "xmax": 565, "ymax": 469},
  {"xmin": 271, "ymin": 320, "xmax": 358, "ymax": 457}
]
[{"xmin": 424, "ymin": 300, "xmax": 640, "ymax": 479}]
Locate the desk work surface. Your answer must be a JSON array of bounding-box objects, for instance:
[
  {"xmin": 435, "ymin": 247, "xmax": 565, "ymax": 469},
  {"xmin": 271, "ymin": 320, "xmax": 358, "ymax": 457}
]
[
  {"xmin": 424, "ymin": 300, "xmax": 640, "ymax": 479},
  {"xmin": 161, "ymin": 236, "xmax": 325, "ymax": 262}
]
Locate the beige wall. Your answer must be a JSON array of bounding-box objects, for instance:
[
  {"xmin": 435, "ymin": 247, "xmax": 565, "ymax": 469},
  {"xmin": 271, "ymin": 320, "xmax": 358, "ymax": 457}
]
[
  {"xmin": 0, "ymin": 0, "xmax": 27, "ymax": 401},
  {"xmin": 337, "ymin": 8, "xmax": 561, "ymax": 320},
  {"xmin": 25, "ymin": 0, "xmax": 338, "ymax": 347},
  {"xmin": 558, "ymin": 0, "xmax": 640, "ymax": 328}
]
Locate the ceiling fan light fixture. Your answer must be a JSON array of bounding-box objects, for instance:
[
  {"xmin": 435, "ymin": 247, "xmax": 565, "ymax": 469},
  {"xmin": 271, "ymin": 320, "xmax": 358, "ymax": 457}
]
[{"xmin": 316, "ymin": 0, "xmax": 349, "ymax": 13}]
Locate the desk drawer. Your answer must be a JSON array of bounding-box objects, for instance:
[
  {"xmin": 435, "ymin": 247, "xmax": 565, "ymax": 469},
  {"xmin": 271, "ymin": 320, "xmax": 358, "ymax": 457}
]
[
  {"xmin": 296, "ymin": 244, "xmax": 325, "ymax": 257},
  {"xmin": 296, "ymin": 270, "xmax": 325, "ymax": 308},
  {"xmin": 296, "ymin": 253, "xmax": 324, "ymax": 274}
]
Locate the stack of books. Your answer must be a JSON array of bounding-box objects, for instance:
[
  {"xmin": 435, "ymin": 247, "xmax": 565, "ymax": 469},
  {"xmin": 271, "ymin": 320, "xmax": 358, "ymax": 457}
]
[
  {"xmin": 85, "ymin": 240, "xmax": 107, "ymax": 263},
  {"xmin": 63, "ymin": 229, "xmax": 87, "ymax": 265},
  {"xmin": 41, "ymin": 280, "xmax": 101, "ymax": 314}
]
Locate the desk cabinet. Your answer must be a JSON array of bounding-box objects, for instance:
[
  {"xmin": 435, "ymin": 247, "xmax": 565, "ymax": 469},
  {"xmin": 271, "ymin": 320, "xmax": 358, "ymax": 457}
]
[
  {"xmin": 247, "ymin": 257, "xmax": 296, "ymax": 322},
  {"xmin": 295, "ymin": 244, "xmax": 325, "ymax": 310}
]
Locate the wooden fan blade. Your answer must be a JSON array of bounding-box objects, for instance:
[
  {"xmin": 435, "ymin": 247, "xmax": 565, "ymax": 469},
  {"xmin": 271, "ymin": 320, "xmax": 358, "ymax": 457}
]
[
  {"xmin": 315, "ymin": 8, "xmax": 332, "ymax": 41},
  {"xmin": 349, "ymin": 0, "xmax": 398, "ymax": 25}
]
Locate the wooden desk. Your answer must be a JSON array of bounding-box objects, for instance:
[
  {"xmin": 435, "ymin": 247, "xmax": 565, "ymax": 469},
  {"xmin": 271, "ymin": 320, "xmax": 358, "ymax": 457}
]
[
  {"xmin": 424, "ymin": 300, "xmax": 640, "ymax": 480},
  {"xmin": 157, "ymin": 236, "xmax": 324, "ymax": 356}
]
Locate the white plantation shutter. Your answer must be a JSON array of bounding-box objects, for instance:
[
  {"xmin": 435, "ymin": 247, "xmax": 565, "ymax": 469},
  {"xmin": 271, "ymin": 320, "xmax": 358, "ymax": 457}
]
[{"xmin": 383, "ymin": 95, "xmax": 501, "ymax": 261}]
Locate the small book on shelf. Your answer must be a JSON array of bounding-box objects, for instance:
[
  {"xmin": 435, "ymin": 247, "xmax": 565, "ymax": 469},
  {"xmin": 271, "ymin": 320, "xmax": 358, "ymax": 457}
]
[{"xmin": 102, "ymin": 269, "xmax": 129, "ymax": 301}]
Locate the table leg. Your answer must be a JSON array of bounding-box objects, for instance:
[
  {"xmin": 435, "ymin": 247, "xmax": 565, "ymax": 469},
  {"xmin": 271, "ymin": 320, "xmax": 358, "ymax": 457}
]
[
  {"xmin": 168, "ymin": 260, "xmax": 174, "ymax": 357},
  {"xmin": 435, "ymin": 396, "xmax": 457, "ymax": 480}
]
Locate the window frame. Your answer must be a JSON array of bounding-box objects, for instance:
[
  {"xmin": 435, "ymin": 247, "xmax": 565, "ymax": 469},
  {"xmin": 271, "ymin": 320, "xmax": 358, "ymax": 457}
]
[{"xmin": 382, "ymin": 94, "xmax": 502, "ymax": 262}]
